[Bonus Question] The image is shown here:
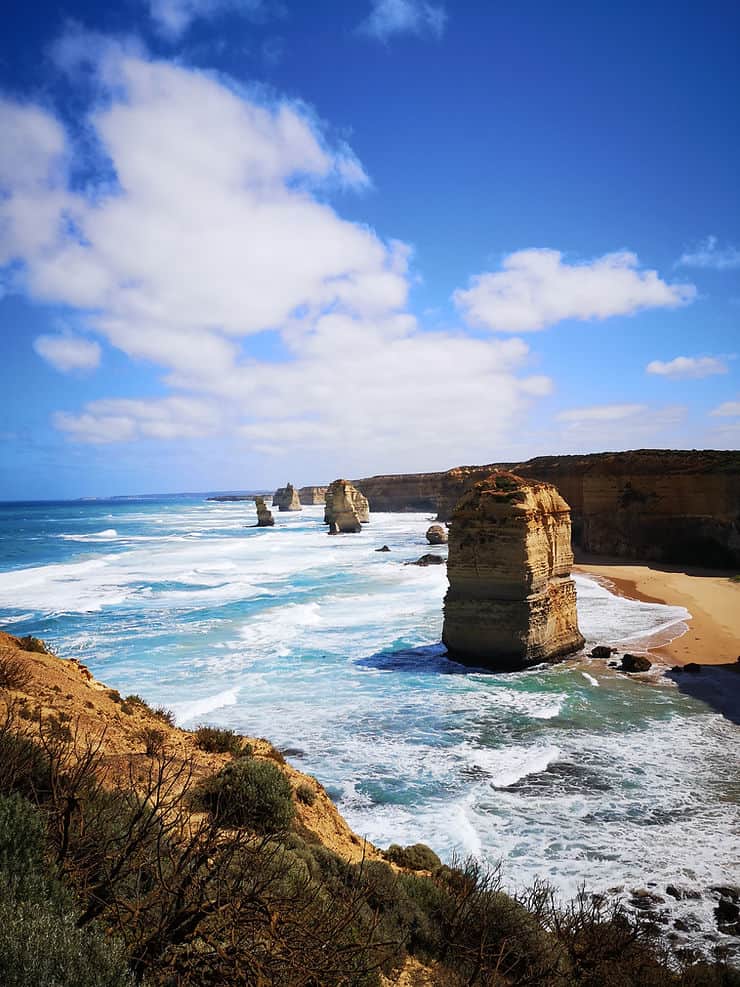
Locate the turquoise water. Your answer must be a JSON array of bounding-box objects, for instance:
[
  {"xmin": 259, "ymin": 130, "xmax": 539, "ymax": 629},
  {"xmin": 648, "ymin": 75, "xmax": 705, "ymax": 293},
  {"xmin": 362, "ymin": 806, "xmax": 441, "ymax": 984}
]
[{"xmin": 0, "ymin": 496, "xmax": 738, "ymax": 951}]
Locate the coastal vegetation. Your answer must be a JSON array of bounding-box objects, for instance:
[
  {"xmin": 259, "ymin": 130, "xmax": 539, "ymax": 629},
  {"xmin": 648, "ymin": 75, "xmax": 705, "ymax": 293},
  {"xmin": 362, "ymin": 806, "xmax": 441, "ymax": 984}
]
[{"xmin": 0, "ymin": 632, "xmax": 738, "ymax": 985}]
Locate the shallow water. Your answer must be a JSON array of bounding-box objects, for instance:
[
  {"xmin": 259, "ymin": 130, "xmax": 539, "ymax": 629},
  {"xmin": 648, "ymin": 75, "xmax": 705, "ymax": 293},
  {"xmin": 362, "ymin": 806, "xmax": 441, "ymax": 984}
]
[{"xmin": 0, "ymin": 496, "xmax": 737, "ymax": 954}]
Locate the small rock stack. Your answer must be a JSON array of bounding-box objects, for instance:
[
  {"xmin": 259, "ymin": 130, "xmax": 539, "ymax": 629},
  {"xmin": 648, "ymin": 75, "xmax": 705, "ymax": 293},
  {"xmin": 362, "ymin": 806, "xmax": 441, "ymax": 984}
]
[
  {"xmin": 324, "ymin": 479, "xmax": 370, "ymax": 534},
  {"xmin": 442, "ymin": 471, "xmax": 584, "ymax": 670},
  {"xmin": 254, "ymin": 496, "xmax": 274, "ymax": 527},
  {"xmin": 273, "ymin": 483, "xmax": 302, "ymax": 512}
]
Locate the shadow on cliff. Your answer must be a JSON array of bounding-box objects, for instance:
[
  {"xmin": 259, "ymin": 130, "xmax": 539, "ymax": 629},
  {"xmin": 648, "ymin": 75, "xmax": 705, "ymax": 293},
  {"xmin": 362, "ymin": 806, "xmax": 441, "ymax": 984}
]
[{"xmin": 665, "ymin": 664, "xmax": 740, "ymax": 725}]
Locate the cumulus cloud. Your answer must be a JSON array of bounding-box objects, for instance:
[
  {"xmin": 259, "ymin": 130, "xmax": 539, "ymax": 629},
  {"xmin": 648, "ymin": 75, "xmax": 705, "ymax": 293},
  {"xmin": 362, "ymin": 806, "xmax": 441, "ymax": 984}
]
[
  {"xmin": 358, "ymin": 0, "xmax": 447, "ymax": 41},
  {"xmin": 676, "ymin": 236, "xmax": 740, "ymax": 271},
  {"xmin": 453, "ymin": 249, "xmax": 696, "ymax": 333},
  {"xmin": 33, "ymin": 333, "xmax": 101, "ymax": 372},
  {"xmin": 146, "ymin": 0, "xmax": 278, "ymax": 40},
  {"xmin": 646, "ymin": 355, "xmax": 728, "ymax": 379},
  {"xmin": 1, "ymin": 44, "xmax": 550, "ymax": 470},
  {"xmin": 710, "ymin": 400, "xmax": 740, "ymax": 417}
]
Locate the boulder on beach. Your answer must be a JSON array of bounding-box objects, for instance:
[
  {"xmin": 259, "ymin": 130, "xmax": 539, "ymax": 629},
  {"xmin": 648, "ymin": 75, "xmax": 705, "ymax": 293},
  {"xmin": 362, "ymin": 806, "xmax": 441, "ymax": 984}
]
[
  {"xmin": 426, "ymin": 524, "xmax": 448, "ymax": 545},
  {"xmin": 621, "ymin": 653, "xmax": 652, "ymax": 673},
  {"xmin": 590, "ymin": 645, "xmax": 613, "ymax": 659},
  {"xmin": 409, "ymin": 554, "xmax": 446, "ymax": 566}
]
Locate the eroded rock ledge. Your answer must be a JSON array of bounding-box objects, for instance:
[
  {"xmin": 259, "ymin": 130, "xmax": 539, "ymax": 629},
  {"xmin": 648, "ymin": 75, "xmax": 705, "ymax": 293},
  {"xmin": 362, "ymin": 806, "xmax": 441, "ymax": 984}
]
[{"xmin": 442, "ymin": 472, "xmax": 585, "ymax": 670}]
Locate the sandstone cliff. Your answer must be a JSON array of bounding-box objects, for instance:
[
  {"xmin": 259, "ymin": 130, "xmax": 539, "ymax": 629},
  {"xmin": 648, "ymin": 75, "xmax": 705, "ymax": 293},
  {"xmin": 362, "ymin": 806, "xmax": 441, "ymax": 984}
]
[
  {"xmin": 273, "ymin": 482, "xmax": 302, "ymax": 512},
  {"xmin": 299, "ymin": 485, "xmax": 327, "ymax": 505},
  {"xmin": 255, "ymin": 496, "xmax": 274, "ymax": 527},
  {"xmin": 442, "ymin": 472, "xmax": 585, "ymax": 669},
  {"xmin": 356, "ymin": 450, "xmax": 740, "ymax": 568},
  {"xmin": 324, "ymin": 479, "xmax": 369, "ymax": 534}
]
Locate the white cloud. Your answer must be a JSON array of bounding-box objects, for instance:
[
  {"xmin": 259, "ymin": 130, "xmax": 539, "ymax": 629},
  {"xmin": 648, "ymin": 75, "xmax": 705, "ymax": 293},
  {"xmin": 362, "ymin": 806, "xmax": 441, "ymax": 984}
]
[
  {"xmin": 54, "ymin": 396, "xmax": 221, "ymax": 443},
  {"xmin": 453, "ymin": 249, "xmax": 696, "ymax": 333},
  {"xmin": 358, "ymin": 0, "xmax": 447, "ymax": 41},
  {"xmin": 33, "ymin": 333, "xmax": 101, "ymax": 372},
  {"xmin": 2, "ymin": 45, "xmax": 551, "ymax": 469},
  {"xmin": 557, "ymin": 403, "xmax": 648, "ymax": 424},
  {"xmin": 554, "ymin": 403, "xmax": 686, "ymax": 448},
  {"xmin": 646, "ymin": 355, "xmax": 728, "ymax": 379},
  {"xmin": 676, "ymin": 236, "xmax": 740, "ymax": 271},
  {"xmin": 710, "ymin": 400, "xmax": 740, "ymax": 418},
  {"xmin": 146, "ymin": 0, "xmax": 276, "ymax": 40}
]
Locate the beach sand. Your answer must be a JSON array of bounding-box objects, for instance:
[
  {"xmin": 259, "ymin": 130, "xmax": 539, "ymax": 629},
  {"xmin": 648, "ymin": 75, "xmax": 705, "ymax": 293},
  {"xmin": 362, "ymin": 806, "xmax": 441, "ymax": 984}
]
[{"xmin": 575, "ymin": 555, "xmax": 740, "ymax": 667}]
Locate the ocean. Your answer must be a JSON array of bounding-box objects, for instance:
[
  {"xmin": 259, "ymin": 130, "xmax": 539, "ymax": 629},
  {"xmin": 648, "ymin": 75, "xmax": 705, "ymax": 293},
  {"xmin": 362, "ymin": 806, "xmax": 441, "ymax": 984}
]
[{"xmin": 0, "ymin": 495, "xmax": 738, "ymax": 955}]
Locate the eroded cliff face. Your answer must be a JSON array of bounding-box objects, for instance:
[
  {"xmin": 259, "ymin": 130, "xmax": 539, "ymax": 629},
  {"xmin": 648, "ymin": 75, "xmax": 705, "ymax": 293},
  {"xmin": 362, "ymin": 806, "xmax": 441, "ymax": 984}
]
[
  {"xmin": 442, "ymin": 473, "xmax": 584, "ymax": 669},
  {"xmin": 255, "ymin": 496, "xmax": 274, "ymax": 527},
  {"xmin": 356, "ymin": 451, "xmax": 740, "ymax": 568},
  {"xmin": 273, "ymin": 483, "xmax": 302, "ymax": 512},
  {"xmin": 299, "ymin": 485, "xmax": 327, "ymax": 505},
  {"xmin": 324, "ymin": 479, "xmax": 370, "ymax": 533}
]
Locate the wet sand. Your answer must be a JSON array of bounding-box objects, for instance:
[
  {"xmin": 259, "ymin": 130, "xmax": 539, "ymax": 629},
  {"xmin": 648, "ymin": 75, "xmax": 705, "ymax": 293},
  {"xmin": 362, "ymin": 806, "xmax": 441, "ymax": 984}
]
[{"xmin": 575, "ymin": 555, "xmax": 740, "ymax": 666}]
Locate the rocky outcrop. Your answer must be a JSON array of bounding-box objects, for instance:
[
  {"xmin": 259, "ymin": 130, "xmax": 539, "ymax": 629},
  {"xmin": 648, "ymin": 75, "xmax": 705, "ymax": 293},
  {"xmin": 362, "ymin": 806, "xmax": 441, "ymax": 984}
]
[
  {"xmin": 324, "ymin": 479, "xmax": 369, "ymax": 534},
  {"xmin": 356, "ymin": 451, "xmax": 740, "ymax": 568},
  {"xmin": 442, "ymin": 472, "xmax": 585, "ymax": 670},
  {"xmin": 273, "ymin": 483, "xmax": 302, "ymax": 512},
  {"xmin": 255, "ymin": 496, "xmax": 274, "ymax": 527},
  {"xmin": 426, "ymin": 524, "xmax": 448, "ymax": 545},
  {"xmin": 299, "ymin": 485, "xmax": 327, "ymax": 505}
]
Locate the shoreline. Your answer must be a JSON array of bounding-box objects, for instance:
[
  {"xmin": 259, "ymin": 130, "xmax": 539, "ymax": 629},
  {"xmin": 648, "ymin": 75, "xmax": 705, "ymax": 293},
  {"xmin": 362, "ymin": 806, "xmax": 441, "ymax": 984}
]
[{"xmin": 574, "ymin": 555, "xmax": 740, "ymax": 667}]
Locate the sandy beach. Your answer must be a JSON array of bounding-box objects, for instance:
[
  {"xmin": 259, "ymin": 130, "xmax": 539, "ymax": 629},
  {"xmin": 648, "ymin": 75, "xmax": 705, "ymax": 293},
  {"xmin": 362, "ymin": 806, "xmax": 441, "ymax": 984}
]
[{"xmin": 575, "ymin": 555, "xmax": 740, "ymax": 667}]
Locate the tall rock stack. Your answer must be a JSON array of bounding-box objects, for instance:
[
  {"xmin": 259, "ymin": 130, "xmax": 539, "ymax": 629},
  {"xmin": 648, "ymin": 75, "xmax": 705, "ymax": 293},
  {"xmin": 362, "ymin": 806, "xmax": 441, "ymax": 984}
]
[
  {"xmin": 273, "ymin": 483, "xmax": 302, "ymax": 512},
  {"xmin": 254, "ymin": 496, "xmax": 274, "ymax": 527},
  {"xmin": 442, "ymin": 472, "xmax": 584, "ymax": 670},
  {"xmin": 324, "ymin": 479, "xmax": 370, "ymax": 534}
]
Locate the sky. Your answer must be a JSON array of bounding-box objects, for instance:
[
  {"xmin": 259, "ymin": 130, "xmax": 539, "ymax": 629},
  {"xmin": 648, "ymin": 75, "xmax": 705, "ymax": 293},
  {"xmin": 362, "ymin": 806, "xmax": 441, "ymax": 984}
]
[{"xmin": 0, "ymin": 0, "xmax": 738, "ymax": 499}]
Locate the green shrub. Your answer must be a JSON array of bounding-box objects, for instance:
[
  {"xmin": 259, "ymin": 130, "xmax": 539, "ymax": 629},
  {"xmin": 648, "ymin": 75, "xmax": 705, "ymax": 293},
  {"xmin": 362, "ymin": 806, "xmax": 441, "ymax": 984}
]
[
  {"xmin": 384, "ymin": 842, "xmax": 441, "ymax": 871},
  {"xmin": 199, "ymin": 757, "xmax": 295, "ymax": 833},
  {"xmin": 194, "ymin": 724, "xmax": 243, "ymax": 755},
  {"xmin": 0, "ymin": 793, "xmax": 46, "ymax": 883},
  {"xmin": 16, "ymin": 636, "xmax": 50, "ymax": 655},
  {"xmin": 295, "ymin": 782, "xmax": 316, "ymax": 806}
]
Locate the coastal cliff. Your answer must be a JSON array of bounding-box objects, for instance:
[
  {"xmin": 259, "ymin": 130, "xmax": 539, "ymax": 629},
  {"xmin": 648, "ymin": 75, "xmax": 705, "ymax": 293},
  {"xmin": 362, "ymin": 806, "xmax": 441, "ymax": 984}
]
[
  {"xmin": 442, "ymin": 473, "xmax": 584, "ymax": 668},
  {"xmin": 299, "ymin": 485, "xmax": 327, "ymax": 505},
  {"xmin": 356, "ymin": 450, "xmax": 740, "ymax": 568}
]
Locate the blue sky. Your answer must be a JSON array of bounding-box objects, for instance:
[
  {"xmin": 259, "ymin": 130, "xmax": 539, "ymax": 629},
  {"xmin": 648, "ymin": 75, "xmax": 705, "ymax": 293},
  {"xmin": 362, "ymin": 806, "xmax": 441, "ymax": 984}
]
[{"xmin": 1, "ymin": 0, "xmax": 738, "ymax": 499}]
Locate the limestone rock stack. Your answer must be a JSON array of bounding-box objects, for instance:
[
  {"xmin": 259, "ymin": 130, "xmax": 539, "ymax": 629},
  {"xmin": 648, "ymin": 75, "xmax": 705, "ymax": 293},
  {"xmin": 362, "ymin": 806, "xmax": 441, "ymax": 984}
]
[
  {"xmin": 254, "ymin": 496, "xmax": 274, "ymax": 527},
  {"xmin": 442, "ymin": 472, "xmax": 584, "ymax": 670},
  {"xmin": 299, "ymin": 485, "xmax": 328, "ymax": 505},
  {"xmin": 324, "ymin": 479, "xmax": 370, "ymax": 534},
  {"xmin": 273, "ymin": 483, "xmax": 302, "ymax": 512}
]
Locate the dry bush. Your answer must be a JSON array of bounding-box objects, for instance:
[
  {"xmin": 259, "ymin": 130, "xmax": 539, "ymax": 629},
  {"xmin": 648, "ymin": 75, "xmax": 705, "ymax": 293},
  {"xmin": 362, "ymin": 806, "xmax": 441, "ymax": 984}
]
[
  {"xmin": 0, "ymin": 655, "xmax": 33, "ymax": 692},
  {"xmin": 138, "ymin": 727, "xmax": 167, "ymax": 756}
]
